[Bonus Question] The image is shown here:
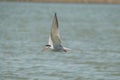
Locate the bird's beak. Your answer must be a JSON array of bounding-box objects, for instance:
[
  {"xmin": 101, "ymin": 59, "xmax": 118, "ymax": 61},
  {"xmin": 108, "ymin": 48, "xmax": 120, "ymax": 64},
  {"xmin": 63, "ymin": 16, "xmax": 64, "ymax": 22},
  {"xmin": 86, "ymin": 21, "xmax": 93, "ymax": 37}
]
[{"xmin": 41, "ymin": 47, "xmax": 47, "ymax": 52}]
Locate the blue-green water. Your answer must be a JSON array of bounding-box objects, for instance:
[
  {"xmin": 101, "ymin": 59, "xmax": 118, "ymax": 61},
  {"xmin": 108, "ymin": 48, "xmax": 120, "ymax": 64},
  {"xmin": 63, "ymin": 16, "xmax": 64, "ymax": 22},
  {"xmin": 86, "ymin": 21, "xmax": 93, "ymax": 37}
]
[{"xmin": 0, "ymin": 2, "xmax": 120, "ymax": 80}]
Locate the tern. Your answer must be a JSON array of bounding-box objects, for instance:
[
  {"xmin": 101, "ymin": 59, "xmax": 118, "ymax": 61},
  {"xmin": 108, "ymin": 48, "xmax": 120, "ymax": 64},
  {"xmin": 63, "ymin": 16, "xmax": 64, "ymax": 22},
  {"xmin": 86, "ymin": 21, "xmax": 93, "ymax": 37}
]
[{"xmin": 42, "ymin": 13, "xmax": 70, "ymax": 52}]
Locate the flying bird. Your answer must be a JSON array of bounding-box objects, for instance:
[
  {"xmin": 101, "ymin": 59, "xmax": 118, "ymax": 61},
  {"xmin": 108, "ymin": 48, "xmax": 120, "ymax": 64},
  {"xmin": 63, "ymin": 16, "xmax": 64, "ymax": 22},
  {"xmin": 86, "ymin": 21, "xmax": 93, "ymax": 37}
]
[{"xmin": 42, "ymin": 13, "xmax": 70, "ymax": 52}]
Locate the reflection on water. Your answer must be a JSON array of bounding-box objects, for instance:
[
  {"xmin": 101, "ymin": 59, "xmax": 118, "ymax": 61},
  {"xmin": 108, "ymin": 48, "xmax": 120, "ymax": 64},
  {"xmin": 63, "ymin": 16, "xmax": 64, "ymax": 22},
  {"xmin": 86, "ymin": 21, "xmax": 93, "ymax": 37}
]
[{"xmin": 0, "ymin": 2, "xmax": 120, "ymax": 80}]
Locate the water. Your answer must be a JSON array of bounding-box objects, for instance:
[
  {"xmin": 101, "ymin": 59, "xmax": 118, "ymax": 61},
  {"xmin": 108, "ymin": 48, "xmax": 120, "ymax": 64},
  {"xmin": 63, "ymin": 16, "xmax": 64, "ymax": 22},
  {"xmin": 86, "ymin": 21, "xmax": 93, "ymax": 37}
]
[{"xmin": 0, "ymin": 2, "xmax": 120, "ymax": 80}]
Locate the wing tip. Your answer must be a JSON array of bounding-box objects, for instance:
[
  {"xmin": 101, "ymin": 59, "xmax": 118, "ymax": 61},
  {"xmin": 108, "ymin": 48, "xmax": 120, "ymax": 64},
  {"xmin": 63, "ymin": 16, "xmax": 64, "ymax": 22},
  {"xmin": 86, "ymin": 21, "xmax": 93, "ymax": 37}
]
[
  {"xmin": 54, "ymin": 12, "xmax": 57, "ymax": 16},
  {"xmin": 53, "ymin": 12, "xmax": 58, "ymax": 28},
  {"xmin": 54, "ymin": 12, "xmax": 57, "ymax": 19}
]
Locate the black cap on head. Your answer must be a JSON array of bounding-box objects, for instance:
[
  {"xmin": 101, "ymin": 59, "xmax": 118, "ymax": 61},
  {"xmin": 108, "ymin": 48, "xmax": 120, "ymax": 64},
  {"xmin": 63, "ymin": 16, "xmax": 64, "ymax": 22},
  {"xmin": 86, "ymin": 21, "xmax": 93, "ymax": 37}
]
[{"xmin": 45, "ymin": 45, "xmax": 51, "ymax": 47}]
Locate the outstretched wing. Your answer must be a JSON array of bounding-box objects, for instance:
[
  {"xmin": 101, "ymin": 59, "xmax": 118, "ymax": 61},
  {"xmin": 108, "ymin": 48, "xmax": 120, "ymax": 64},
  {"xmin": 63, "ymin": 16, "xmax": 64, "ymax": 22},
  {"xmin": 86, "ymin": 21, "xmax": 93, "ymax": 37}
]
[
  {"xmin": 50, "ymin": 13, "xmax": 63, "ymax": 50},
  {"xmin": 48, "ymin": 35, "xmax": 53, "ymax": 48}
]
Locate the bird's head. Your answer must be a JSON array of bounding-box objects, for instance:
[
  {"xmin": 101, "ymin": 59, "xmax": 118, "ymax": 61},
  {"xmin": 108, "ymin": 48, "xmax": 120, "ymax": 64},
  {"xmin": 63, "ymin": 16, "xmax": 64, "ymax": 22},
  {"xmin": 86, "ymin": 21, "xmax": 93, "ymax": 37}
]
[
  {"xmin": 42, "ymin": 45, "xmax": 51, "ymax": 51},
  {"xmin": 45, "ymin": 45, "xmax": 51, "ymax": 48}
]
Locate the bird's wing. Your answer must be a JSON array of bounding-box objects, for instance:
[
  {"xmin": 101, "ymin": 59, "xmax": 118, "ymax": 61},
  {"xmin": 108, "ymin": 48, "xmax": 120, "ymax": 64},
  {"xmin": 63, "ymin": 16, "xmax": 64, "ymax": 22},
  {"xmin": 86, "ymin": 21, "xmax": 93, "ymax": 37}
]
[
  {"xmin": 48, "ymin": 35, "xmax": 53, "ymax": 48},
  {"xmin": 50, "ymin": 13, "xmax": 63, "ymax": 50}
]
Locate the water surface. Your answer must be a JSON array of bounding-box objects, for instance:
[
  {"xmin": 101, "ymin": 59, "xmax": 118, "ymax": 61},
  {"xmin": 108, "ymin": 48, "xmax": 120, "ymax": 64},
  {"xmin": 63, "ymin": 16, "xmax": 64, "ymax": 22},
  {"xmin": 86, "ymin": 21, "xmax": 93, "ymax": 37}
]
[{"xmin": 0, "ymin": 2, "xmax": 120, "ymax": 80}]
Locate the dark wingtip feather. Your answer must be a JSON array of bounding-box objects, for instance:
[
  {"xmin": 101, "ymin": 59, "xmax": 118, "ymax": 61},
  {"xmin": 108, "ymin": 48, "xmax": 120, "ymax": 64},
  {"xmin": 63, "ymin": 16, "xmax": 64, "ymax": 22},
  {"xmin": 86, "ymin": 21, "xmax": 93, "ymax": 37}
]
[
  {"xmin": 54, "ymin": 12, "xmax": 58, "ymax": 27},
  {"xmin": 55, "ymin": 12, "xmax": 57, "ymax": 16}
]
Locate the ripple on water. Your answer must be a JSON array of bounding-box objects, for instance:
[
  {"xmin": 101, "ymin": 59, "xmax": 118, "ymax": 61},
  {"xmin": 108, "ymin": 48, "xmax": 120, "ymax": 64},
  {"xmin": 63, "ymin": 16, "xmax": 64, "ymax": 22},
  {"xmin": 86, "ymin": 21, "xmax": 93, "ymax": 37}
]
[{"xmin": 0, "ymin": 2, "xmax": 120, "ymax": 80}]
